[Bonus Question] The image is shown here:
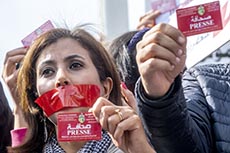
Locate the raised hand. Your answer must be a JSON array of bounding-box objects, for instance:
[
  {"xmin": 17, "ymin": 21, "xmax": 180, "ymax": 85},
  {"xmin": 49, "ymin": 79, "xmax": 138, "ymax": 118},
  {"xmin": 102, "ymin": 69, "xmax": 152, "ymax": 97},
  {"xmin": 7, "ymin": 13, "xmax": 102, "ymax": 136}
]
[
  {"xmin": 136, "ymin": 23, "xmax": 186, "ymax": 98},
  {"xmin": 2, "ymin": 47, "xmax": 28, "ymax": 129}
]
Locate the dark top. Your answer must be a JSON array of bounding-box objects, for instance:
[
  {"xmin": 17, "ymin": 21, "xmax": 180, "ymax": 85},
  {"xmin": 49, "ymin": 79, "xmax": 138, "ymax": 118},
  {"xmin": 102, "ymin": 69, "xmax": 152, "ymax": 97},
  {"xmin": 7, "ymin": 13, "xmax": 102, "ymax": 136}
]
[
  {"xmin": 135, "ymin": 64, "xmax": 230, "ymax": 153},
  {"xmin": 0, "ymin": 82, "xmax": 13, "ymax": 153}
]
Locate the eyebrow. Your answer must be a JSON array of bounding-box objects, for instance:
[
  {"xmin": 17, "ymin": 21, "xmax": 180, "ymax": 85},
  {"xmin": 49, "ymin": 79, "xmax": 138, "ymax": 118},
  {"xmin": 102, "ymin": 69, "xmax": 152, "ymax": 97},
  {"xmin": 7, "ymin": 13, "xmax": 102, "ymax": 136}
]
[
  {"xmin": 38, "ymin": 54, "xmax": 85, "ymax": 69},
  {"xmin": 64, "ymin": 54, "xmax": 85, "ymax": 62}
]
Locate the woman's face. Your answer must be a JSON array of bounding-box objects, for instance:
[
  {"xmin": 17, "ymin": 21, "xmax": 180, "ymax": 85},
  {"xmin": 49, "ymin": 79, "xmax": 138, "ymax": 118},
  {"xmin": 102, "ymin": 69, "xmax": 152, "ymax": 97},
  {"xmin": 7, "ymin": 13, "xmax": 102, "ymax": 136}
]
[{"xmin": 35, "ymin": 38, "xmax": 111, "ymax": 122}]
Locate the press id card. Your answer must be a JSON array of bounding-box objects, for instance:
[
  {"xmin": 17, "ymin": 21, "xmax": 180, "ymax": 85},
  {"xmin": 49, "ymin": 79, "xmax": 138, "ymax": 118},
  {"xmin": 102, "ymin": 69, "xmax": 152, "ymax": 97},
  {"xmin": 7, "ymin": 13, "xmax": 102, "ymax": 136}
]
[{"xmin": 176, "ymin": 1, "xmax": 223, "ymax": 36}]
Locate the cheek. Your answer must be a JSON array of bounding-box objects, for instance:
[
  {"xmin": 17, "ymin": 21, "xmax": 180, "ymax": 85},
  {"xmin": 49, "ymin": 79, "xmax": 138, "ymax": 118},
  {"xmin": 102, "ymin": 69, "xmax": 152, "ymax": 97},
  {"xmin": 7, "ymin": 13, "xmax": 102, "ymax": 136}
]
[
  {"xmin": 37, "ymin": 79, "xmax": 54, "ymax": 96},
  {"xmin": 99, "ymin": 85, "xmax": 105, "ymax": 96}
]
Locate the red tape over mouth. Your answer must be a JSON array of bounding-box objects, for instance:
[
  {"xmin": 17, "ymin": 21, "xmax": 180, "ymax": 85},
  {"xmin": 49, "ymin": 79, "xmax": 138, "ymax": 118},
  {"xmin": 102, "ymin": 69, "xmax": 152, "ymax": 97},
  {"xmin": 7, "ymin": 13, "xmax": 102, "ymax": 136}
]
[{"xmin": 35, "ymin": 84, "xmax": 100, "ymax": 117}]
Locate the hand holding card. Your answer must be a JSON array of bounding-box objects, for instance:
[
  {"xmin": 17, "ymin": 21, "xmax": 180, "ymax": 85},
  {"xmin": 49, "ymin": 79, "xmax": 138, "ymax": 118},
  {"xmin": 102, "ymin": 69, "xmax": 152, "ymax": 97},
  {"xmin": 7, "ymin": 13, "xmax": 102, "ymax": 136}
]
[{"xmin": 58, "ymin": 112, "xmax": 102, "ymax": 141}]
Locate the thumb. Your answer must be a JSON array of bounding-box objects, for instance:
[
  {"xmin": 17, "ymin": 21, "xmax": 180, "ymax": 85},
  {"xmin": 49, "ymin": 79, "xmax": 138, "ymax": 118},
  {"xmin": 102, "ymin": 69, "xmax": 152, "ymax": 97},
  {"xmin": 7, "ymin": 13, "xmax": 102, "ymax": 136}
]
[{"xmin": 120, "ymin": 82, "xmax": 137, "ymax": 112}]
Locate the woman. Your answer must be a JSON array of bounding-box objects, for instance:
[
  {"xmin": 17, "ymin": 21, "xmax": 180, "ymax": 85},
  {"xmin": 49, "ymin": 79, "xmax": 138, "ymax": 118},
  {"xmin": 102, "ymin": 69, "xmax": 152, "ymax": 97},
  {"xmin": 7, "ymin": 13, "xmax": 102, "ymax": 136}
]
[{"xmin": 11, "ymin": 27, "xmax": 154, "ymax": 153}]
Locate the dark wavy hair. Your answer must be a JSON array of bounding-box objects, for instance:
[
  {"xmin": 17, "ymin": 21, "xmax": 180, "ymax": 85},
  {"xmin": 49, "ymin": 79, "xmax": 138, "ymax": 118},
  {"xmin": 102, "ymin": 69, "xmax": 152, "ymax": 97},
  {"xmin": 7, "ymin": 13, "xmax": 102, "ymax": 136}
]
[
  {"xmin": 109, "ymin": 30, "xmax": 139, "ymax": 93},
  {"xmin": 109, "ymin": 28, "xmax": 149, "ymax": 93}
]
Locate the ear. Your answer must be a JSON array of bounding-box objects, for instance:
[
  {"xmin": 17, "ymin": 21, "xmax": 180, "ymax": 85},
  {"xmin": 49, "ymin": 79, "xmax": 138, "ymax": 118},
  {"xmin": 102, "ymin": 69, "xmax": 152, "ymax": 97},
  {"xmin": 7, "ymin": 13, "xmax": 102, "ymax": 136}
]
[{"xmin": 101, "ymin": 77, "xmax": 113, "ymax": 99}]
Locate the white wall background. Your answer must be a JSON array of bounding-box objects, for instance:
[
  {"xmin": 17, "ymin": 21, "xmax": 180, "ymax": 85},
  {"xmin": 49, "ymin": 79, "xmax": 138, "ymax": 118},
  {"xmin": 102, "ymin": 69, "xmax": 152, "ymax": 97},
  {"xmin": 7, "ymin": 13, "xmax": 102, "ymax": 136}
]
[
  {"xmin": 0, "ymin": 0, "xmax": 104, "ymax": 71},
  {"xmin": 0, "ymin": 0, "xmax": 145, "ymax": 109},
  {"xmin": 2, "ymin": 0, "xmax": 228, "ymax": 109},
  {"xmin": 0, "ymin": 0, "xmax": 104, "ymax": 108}
]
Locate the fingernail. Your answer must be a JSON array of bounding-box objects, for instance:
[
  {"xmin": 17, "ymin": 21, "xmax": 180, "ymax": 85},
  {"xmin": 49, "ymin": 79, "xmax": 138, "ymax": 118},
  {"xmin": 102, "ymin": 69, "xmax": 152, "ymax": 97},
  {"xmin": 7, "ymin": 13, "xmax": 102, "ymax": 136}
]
[
  {"xmin": 121, "ymin": 82, "xmax": 128, "ymax": 89},
  {"xmin": 24, "ymin": 46, "xmax": 29, "ymax": 48},
  {"xmin": 176, "ymin": 57, "xmax": 181, "ymax": 63},
  {"xmin": 178, "ymin": 36, "xmax": 185, "ymax": 45},
  {"xmin": 171, "ymin": 65, "xmax": 175, "ymax": 71},
  {"xmin": 178, "ymin": 49, "xmax": 183, "ymax": 56}
]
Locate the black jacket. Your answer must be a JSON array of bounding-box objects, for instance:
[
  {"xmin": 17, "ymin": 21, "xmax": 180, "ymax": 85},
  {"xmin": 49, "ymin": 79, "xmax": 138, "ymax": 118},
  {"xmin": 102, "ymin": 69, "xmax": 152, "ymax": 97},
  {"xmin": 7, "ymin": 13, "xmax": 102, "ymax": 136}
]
[
  {"xmin": 135, "ymin": 64, "xmax": 230, "ymax": 153},
  {"xmin": 0, "ymin": 82, "xmax": 13, "ymax": 153}
]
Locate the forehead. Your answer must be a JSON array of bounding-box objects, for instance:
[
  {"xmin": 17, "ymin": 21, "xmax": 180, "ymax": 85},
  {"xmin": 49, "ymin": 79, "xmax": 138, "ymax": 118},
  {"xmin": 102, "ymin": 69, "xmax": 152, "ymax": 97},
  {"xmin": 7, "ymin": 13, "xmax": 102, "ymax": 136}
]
[
  {"xmin": 35, "ymin": 38, "xmax": 93, "ymax": 66},
  {"xmin": 40, "ymin": 38, "xmax": 90, "ymax": 58}
]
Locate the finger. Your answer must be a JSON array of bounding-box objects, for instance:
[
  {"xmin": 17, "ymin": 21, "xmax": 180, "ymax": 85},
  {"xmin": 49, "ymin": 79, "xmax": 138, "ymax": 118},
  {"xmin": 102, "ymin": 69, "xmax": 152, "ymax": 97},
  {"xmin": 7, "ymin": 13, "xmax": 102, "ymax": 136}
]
[
  {"xmin": 138, "ymin": 42, "xmax": 181, "ymax": 68},
  {"xmin": 137, "ymin": 10, "xmax": 161, "ymax": 30},
  {"xmin": 138, "ymin": 30, "xmax": 184, "ymax": 58},
  {"xmin": 5, "ymin": 54, "xmax": 25, "ymax": 68},
  {"xmin": 141, "ymin": 54, "xmax": 186, "ymax": 81},
  {"xmin": 148, "ymin": 10, "xmax": 161, "ymax": 19},
  {"xmin": 143, "ymin": 23, "xmax": 186, "ymax": 47},
  {"xmin": 3, "ymin": 47, "xmax": 27, "ymax": 79},
  {"xmin": 100, "ymin": 106, "xmax": 121, "ymax": 131},
  {"xmin": 171, "ymin": 54, "xmax": 187, "ymax": 77},
  {"xmin": 113, "ymin": 115, "xmax": 141, "ymax": 143},
  {"xmin": 90, "ymin": 97, "xmax": 113, "ymax": 121},
  {"xmin": 107, "ymin": 112, "xmax": 121, "ymax": 136},
  {"xmin": 4, "ymin": 47, "xmax": 28, "ymax": 64},
  {"xmin": 100, "ymin": 106, "xmax": 131, "ymax": 131},
  {"xmin": 138, "ymin": 10, "xmax": 153, "ymax": 22},
  {"xmin": 91, "ymin": 98, "xmax": 121, "ymax": 131},
  {"xmin": 137, "ymin": 23, "xmax": 154, "ymax": 31},
  {"xmin": 2, "ymin": 54, "xmax": 25, "ymax": 80},
  {"xmin": 108, "ymin": 107, "xmax": 135, "ymax": 137},
  {"xmin": 139, "ymin": 10, "xmax": 161, "ymax": 22},
  {"xmin": 120, "ymin": 83, "xmax": 137, "ymax": 111},
  {"xmin": 139, "ymin": 57, "xmax": 175, "ymax": 75}
]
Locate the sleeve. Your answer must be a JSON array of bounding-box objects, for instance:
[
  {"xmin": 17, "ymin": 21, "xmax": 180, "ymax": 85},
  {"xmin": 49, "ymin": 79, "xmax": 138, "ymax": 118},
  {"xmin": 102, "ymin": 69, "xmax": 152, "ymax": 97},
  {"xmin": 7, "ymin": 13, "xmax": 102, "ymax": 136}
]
[
  {"xmin": 11, "ymin": 127, "xmax": 27, "ymax": 147},
  {"xmin": 135, "ymin": 71, "xmax": 213, "ymax": 153}
]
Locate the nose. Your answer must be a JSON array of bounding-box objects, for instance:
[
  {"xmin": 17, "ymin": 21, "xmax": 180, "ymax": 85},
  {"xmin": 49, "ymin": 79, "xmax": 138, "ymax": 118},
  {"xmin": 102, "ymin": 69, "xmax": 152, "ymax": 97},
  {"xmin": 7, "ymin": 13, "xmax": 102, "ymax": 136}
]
[
  {"xmin": 56, "ymin": 78, "xmax": 69, "ymax": 87},
  {"xmin": 55, "ymin": 69, "xmax": 70, "ymax": 87}
]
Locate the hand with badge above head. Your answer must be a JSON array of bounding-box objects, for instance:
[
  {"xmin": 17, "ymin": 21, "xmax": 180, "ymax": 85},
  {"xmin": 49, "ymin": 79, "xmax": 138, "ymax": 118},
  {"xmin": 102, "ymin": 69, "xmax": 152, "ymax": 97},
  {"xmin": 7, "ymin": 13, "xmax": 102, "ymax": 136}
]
[
  {"xmin": 3, "ymin": 20, "xmax": 54, "ymax": 104},
  {"xmin": 2, "ymin": 20, "xmax": 55, "ymax": 148},
  {"xmin": 2, "ymin": 47, "xmax": 29, "ymax": 147}
]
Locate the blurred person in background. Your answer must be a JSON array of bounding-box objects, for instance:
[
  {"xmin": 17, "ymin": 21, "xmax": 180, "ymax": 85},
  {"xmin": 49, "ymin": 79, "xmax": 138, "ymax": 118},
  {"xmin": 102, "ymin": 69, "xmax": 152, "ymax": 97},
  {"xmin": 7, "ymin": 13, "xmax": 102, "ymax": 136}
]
[{"xmin": 0, "ymin": 81, "xmax": 14, "ymax": 153}]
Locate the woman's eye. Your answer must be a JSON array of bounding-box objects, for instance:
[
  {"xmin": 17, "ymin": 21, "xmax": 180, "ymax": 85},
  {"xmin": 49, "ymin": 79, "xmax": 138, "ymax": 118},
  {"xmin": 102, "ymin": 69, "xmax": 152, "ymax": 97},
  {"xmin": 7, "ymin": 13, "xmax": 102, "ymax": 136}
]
[
  {"xmin": 70, "ymin": 62, "xmax": 83, "ymax": 70},
  {"xmin": 41, "ymin": 68, "xmax": 54, "ymax": 77}
]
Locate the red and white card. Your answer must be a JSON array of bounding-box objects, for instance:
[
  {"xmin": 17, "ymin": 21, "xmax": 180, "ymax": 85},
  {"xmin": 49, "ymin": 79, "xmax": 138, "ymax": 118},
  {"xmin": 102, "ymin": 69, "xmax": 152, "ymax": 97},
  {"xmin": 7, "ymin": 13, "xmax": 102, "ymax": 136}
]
[
  {"xmin": 21, "ymin": 20, "xmax": 54, "ymax": 47},
  {"xmin": 176, "ymin": 1, "xmax": 223, "ymax": 37},
  {"xmin": 57, "ymin": 112, "xmax": 102, "ymax": 141}
]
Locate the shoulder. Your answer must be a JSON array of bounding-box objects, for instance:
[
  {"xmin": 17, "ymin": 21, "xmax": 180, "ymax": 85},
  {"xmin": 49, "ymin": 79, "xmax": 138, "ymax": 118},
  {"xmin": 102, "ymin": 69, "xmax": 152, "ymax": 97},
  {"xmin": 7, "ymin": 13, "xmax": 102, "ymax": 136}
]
[
  {"xmin": 182, "ymin": 63, "xmax": 230, "ymax": 102},
  {"xmin": 185, "ymin": 63, "xmax": 230, "ymax": 78}
]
